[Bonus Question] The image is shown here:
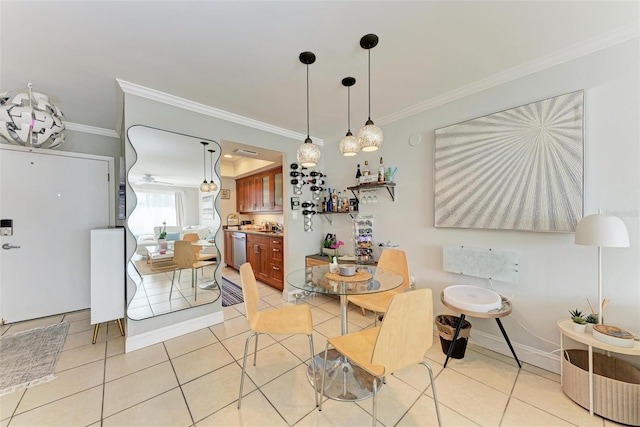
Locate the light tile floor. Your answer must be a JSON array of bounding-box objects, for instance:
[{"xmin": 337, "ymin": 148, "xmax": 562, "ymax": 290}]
[{"xmin": 0, "ymin": 269, "xmax": 624, "ymax": 427}]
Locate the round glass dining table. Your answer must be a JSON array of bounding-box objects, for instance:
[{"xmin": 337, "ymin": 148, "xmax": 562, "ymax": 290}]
[{"xmin": 286, "ymin": 264, "xmax": 403, "ymax": 401}]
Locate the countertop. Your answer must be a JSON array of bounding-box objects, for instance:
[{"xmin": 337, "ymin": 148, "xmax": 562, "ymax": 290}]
[{"xmin": 223, "ymin": 228, "xmax": 283, "ymax": 238}]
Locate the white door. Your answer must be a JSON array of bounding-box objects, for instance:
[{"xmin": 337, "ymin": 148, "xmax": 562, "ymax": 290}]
[{"xmin": 0, "ymin": 147, "xmax": 111, "ymax": 323}]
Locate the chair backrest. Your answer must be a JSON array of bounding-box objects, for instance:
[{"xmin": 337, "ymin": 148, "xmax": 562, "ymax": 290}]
[
  {"xmin": 183, "ymin": 233, "xmax": 199, "ymax": 242},
  {"xmin": 173, "ymin": 240, "xmax": 197, "ymax": 268},
  {"xmin": 377, "ymin": 249, "xmax": 411, "ymax": 292},
  {"xmin": 239, "ymin": 263, "xmax": 260, "ymax": 328},
  {"xmin": 371, "ymin": 288, "xmax": 434, "ymax": 375}
]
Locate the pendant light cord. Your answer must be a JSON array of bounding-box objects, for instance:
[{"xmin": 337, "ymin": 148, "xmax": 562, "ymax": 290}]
[
  {"xmin": 306, "ymin": 63, "xmax": 310, "ymax": 139},
  {"xmin": 347, "ymin": 85, "xmax": 351, "ymax": 132},
  {"xmin": 367, "ymin": 48, "xmax": 371, "ymax": 121},
  {"xmin": 202, "ymin": 144, "xmax": 206, "ymax": 181}
]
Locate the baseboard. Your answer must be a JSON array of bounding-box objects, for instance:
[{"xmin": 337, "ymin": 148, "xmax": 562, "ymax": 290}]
[
  {"xmin": 125, "ymin": 311, "xmax": 224, "ymax": 353},
  {"xmin": 468, "ymin": 328, "xmax": 561, "ymax": 374}
]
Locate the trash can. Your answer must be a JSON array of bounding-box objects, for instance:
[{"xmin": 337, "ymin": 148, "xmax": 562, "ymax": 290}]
[{"xmin": 436, "ymin": 315, "xmax": 472, "ymax": 359}]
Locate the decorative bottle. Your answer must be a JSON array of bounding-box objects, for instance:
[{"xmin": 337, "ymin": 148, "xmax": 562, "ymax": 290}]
[
  {"xmin": 327, "ymin": 188, "xmax": 333, "ymax": 212},
  {"xmin": 363, "ymin": 161, "xmax": 370, "ymax": 176},
  {"xmin": 378, "ymin": 157, "xmax": 385, "ymax": 182},
  {"xmin": 356, "ymin": 164, "xmax": 362, "ymax": 179}
]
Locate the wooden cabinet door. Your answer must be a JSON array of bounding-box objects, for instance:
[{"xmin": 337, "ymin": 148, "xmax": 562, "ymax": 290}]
[
  {"xmin": 272, "ymin": 168, "xmax": 283, "ymax": 211},
  {"xmin": 247, "ymin": 234, "xmax": 270, "ymax": 283},
  {"xmin": 224, "ymin": 231, "xmax": 234, "ymax": 268}
]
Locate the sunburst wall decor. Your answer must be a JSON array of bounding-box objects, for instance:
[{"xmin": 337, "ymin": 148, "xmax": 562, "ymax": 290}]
[{"xmin": 434, "ymin": 90, "xmax": 583, "ymax": 232}]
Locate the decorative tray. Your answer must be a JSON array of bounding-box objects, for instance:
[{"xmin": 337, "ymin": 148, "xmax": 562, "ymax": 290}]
[{"xmin": 325, "ymin": 270, "xmax": 372, "ymax": 282}]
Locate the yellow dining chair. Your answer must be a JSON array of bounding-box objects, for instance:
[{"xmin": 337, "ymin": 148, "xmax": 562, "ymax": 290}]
[
  {"xmin": 169, "ymin": 240, "xmax": 216, "ymax": 301},
  {"xmin": 237, "ymin": 263, "xmax": 318, "ymax": 409},
  {"xmin": 348, "ymin": 248, "xmax": 411, "ymax": 324},
  {"xmin": 320, "ymin": 288, "xmax": 442, "ymax": 426}
]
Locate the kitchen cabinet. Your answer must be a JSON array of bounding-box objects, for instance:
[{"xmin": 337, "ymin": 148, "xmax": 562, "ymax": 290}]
[
  {"xmin": 236, "ymin": 166, "xmax": 283, "ymax": 213},
  {"xmin": 224, "ymin": 230, "xmax": 234, "ymax": 268},
  {"xmin": 244, "ymin": 233, "xmax": 284, "ymax": 290},
  {"xmin": 247, "ymin": 233, "xmax": 270, "ymax": 284}
]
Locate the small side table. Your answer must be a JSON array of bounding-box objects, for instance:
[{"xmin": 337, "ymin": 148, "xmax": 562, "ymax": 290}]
[
  {"xmin": 440, "ymin": 291, "xmax": 521, "ymax": 368},
  {"xmin": 558, "ymin": 319, "xmax": 640, "ymax": 419}
]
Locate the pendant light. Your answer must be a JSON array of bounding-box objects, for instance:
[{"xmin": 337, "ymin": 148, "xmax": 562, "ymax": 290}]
[
  {"xmin": 296, "ymin": 51, "xmax": 321, "ymax": 168},
  {"xmin": 339, "ymin": 77, "xmax": 360, "ymax": 156},
  {"xmin": 207, "ymin": 149, "xmax": 218, "ymax": 192},
  {"xmin": 357, "ymin": 34, "xmax": 383, "ymax": 152},
  {"xmin": 199, "ymin": 141, "xmax": 210, "ymax": 192}
]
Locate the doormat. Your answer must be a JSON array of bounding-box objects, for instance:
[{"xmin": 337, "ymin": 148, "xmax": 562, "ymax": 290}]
[
  {"xmin": 0, "ymin": 322, "xmax": 70, "ymax": 396},
  {"xmin": 221, "ymin": 277, "xmax": 244, "ymax": 307}
]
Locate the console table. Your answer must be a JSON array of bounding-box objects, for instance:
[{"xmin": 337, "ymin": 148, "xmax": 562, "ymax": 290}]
[{"xmin": 558, "ymin": 319, "xmax": 640, "ymax": 423}]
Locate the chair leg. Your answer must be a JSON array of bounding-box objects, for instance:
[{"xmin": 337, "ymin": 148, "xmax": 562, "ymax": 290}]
[
  {"xmin": 252, "ymin": 334, "xmax": 260, "ymax": 366},
  {"xmin": 319, "ymin": 343, "xmax": 330, "ymax": 411},
  {"xmin": 421, "ymin": 361, "xmax": 442, "ymax": 427},
  {"xmin": 372, "ymin": 375, "xmax": 378, "ymax": 427},
  {"xmin": 169, "ymin": 269, "xmax": 177, "ymax": 300},
  {"xmin": 361, "ymin": 307, "xmax": 366, "ymax": 317},
  {"xmin": 308, "ymin": 334, "xmax": 318, "ymax": 407},
  {"xmin": 194, "ymin": 268, "xmax": 198, "ymax": 301},
  {"xmin": 238, "ymin": 332, "xmax": 257, "ymax": 409}
]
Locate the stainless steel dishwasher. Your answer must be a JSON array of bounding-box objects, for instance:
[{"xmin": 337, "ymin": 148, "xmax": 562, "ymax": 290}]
[{"xmin": 232, "ymin": 232, "xmax": 246, "ymax": 269}]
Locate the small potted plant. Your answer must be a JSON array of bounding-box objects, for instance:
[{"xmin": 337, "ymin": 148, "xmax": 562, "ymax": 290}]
[
  {"xmin": 585, "ymin": 313, "xmax": 598, "ymax": 332},
  {"xmin": 569, "ymin": 309, "xmax": 587, "ymax": 333},
  {"xmin": 158, "ymin": 222, "xmax": 168, "ymax": 250}
]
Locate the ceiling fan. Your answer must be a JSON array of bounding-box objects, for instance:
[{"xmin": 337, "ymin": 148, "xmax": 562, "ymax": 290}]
[{"xmin": 133, "ymin": 174, "xmax": 174, "ymax": 186}]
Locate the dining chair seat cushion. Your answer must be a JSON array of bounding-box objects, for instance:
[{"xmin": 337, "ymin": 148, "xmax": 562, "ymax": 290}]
[
  {"xmin": 328, "ymin": 327, "xmax": 385, "ymax": 376},
  {"xmin": 250, "ymin": 305, "xmax": 313, "ymax": 335},
  {"xmin": 348, "ymin": 291, "xmax": 399, "ymax": 314}
]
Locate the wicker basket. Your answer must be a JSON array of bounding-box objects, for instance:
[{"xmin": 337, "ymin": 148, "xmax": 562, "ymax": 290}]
[{"xmin": 562, "ymin": 349, "xmax": 640, "ymax": 425}]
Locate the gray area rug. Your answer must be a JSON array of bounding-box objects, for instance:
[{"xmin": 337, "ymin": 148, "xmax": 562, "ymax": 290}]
[
  {"xmin": 221, "ymin": 277, "xmax": 244, "ymax": 307},
  {"xmin": 0, "ymin": 321, "xmax": 70, "ymax": 396}
]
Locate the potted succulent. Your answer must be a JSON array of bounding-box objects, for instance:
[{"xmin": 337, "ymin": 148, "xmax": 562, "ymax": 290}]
[
  {"xmin": 585, "ymin": 313, "xmax": 598, "ymax": 332},
  {"xmin": 158, "ymin": 222, "xmax": 168, "ymax": 250},
  {"xmin": 569, "ymin": 309, "xmax": 587, "ymax": 333}
]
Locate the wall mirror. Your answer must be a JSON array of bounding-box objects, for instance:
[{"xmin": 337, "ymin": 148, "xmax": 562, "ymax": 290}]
[{"xmin": 126, "ymin": 125, "xmax": 221, "ymax": 320}]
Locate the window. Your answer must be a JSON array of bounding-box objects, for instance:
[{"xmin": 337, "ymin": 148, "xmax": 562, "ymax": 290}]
[{"xmin": 128, "ymin": 190, "xmax": 179, "ymax": 236}]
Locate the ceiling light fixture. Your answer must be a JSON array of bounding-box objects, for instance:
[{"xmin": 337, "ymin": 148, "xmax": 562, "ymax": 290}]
[
  {"xmin": 357, "ymin": 34, "xmax": 383, "ymax": 152},
  {"xmin": 207, "ymin": 148, "xmax": 218, "ymax": 192},
  {"xmin": 296, "ymin": 51, "xmax": 321, "ymax": 168},
  {"xmin": 200, "ymin": 141, "xmax": 210, "ymax": 192},
  {"xmin": 0, "ymin": 83, "xmax": 66, "ymax": 148},
  {"xmin": 339, "ymin": 77, "xmax": 360, "ymax": 157}
]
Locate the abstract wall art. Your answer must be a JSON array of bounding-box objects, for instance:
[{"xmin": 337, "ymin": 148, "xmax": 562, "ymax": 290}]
[{"xmin": 434, "ymin": 90, "xmax": 583, "ymax": 232}]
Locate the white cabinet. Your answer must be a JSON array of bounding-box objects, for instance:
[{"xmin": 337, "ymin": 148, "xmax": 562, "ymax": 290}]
[{"xmin": 90, "ymin": 228, "xmax": 125, "ymax": 343}]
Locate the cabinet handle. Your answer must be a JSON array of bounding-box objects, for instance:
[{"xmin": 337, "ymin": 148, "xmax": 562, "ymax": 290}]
[
  {"xmin": 272, "ymin": 248, "xmax": 280, "ymax": 252},
  {"xmin": 272, "ymin": 240, "xmax": 279, "ymax": 244},
  {"xmin": 272, "ymin": 265, "xmax": 280, "ymax": 270},
  {"xmin": 254, "ymin": 244, "xmax": 259, "ymax": 253}
]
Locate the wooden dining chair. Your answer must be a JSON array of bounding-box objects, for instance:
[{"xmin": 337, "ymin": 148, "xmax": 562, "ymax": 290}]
[
  {"xmin": 237, "ymin": 263, "xmax": 318, "ymax": 409},
  {"xmin": 348, "ymin": 248, "xmax": 412, "ymax": 324},
  {"xmin": 169, "ymin": 240, "xmax": 216, "ymax": 301},
  {"xmin": 183, "ymin": 232, "xmax": 217, "ymax": 262},
  {"xmin": 320, "ymin": 289, "xmax": 442, "ymax": 427}
]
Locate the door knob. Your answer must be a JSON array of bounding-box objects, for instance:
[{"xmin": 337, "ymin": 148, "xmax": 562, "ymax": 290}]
[{"xmin": 2, "ymin": 243, "xmax": 20, "ymax": 250}]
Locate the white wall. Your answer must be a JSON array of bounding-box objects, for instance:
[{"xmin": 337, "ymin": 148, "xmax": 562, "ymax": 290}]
[{"xmin": 322, "ymin": 40, "xmax": 639, "ymax": 372}]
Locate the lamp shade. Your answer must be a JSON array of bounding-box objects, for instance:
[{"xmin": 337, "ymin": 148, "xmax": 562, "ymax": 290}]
[
  {"xmin": 575, "ymin": 213, "xmax": 629, "ymax": 247},
  {"xmin": 297, "ymin": 138, "xmax": 321, "ymax": 167}
]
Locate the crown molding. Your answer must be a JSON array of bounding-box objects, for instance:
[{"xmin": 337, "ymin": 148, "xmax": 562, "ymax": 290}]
[
  {"xmin": 380, "ymin": 23, "xmax": 639, "ymax": 126},
  {"xmin": 64, "ymin": 122, "xmax": 119, "ymax": 138},
  {"xmin": 116, "ymin": 79, "xmax": 323, "ymax": 146}
]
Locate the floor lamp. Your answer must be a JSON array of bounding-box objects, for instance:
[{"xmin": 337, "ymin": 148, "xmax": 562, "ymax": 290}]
[{"xmin": 575, "ymin": 212, "xmax": 629, "ymax": 324}]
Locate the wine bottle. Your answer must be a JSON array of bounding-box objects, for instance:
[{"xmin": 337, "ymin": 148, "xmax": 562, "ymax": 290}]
[
  {"xmin": 378, "ymin": 157, "xmax": 385, "ymax": 182},
  {"xmin": 322, "ymin": 197, "xmax": 327, "ymax": 212},
  {"xmin": 327, "ymin": 188, "xmax": 333, "ymax": 212},
  {"xmin": 332, "ymin": 190, "xmax": 338, "ymax": 212}
]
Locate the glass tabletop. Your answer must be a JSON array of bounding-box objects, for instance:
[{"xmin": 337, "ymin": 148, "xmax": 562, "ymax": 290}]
[{"xmin": 286, "ymin": 265, "xmax": 403, "ymax": 296}]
